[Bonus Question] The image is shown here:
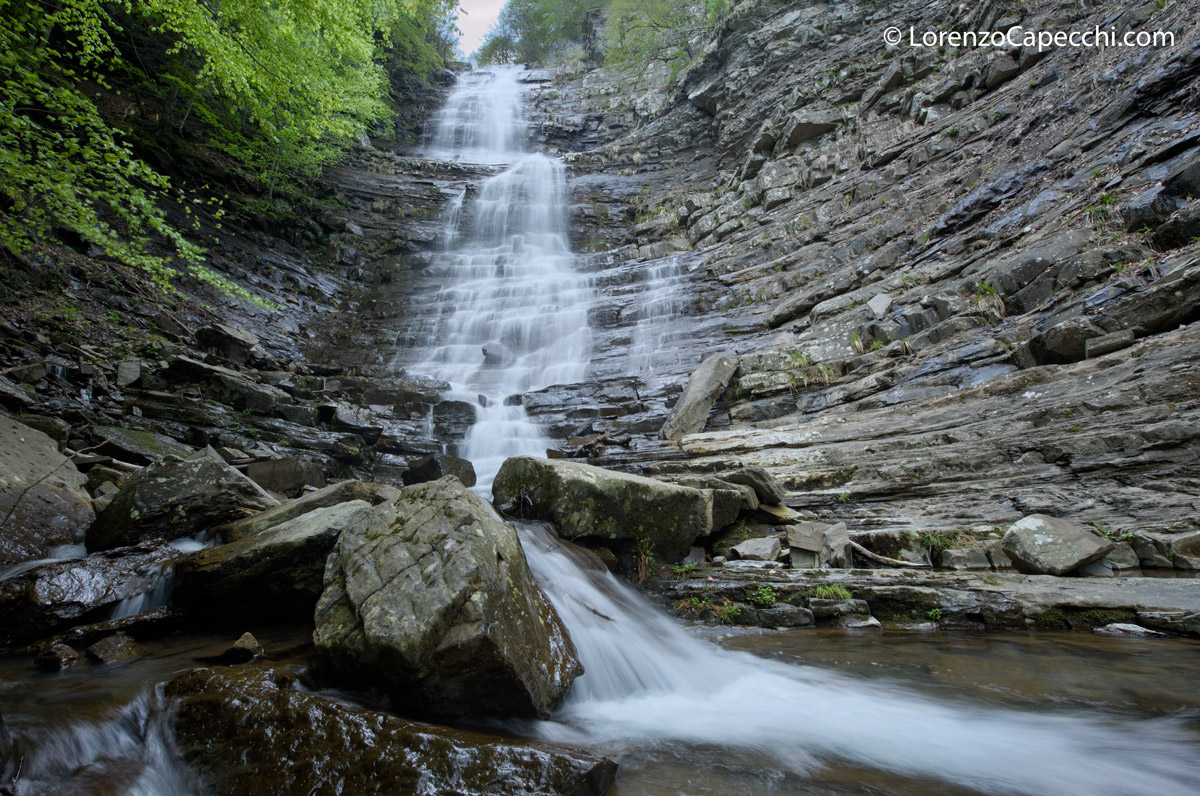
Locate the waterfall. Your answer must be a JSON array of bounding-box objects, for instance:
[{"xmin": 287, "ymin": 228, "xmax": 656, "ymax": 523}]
[{"xmin": 410, "ymin": 66, "xmax": 591, "ymax": 490}]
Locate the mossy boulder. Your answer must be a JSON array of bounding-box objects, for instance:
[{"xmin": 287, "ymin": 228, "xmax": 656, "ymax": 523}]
[
  {"xmin": 492, "ymin": 456, "xmax": 715, "ymax": 562},
  {"xmin": 0, "ymin": 416, "xmax": 94, "ymax": 567},
  {"xmin": 174, "ymin": 500, "xmax": 374, "ymax": 622},
  {"xmin": 166, "ymin": 666, "xmax": 616, "ymax": 796},
  {"xmin": 313, "ymin": 477, "xmax": 580, "ymax": 719},
  {"xmin": 86, "ymin": 449, "xmax": 279, "ymax": 551}
]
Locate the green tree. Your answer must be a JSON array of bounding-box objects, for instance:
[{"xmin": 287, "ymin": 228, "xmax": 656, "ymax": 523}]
[{"xmin": 0, "ymin": 0, "xmax": 456, "ymax": 297}]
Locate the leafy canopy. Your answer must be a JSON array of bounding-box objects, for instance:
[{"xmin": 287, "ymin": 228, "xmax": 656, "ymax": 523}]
[{"xmin": 0, "ymin": 0, "xmax": 456, "ymax": 298}]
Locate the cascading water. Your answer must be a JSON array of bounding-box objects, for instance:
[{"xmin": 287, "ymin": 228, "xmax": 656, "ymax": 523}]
[
  {"xmin": 519, "ymin": 526, "xmax": 1200, "ymax": 796},
  {"xmin": 411, "ymin": 70, "xmax": 1200, "ymax": 796},
  {"xmin": 408, "ymin": 67, "xmax": 591, "ymax": 490}
]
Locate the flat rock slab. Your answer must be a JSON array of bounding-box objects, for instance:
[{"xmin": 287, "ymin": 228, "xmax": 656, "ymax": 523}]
[
  {"xmin": 166, "ymin": 666, "xmax": 616, "ymax": 796},
  {"xmin": 664, "ymin": 568, "xmax": 1200, "ymax": 635},
  {"xmin": 659, "ymin": 352, "xmax": 738, "ymax": 442}
]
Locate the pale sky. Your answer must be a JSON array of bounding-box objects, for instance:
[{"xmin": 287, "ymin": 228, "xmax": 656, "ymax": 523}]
[{"xmin": 455, "ymin": 0, "xmax": 508, "ymax": 57}]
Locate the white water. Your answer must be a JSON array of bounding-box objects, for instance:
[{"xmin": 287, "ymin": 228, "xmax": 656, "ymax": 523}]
[
  {"xmin": 519, "ymin": 526, "xmax": 1200, "ymax": 796},
  {"xmin": 409, "ymin": 66, "xmax": 591, "ymax": 489}
]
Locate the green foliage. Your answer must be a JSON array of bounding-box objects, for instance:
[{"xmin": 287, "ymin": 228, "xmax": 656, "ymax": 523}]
[
  {"xmin": 746, "ymin": 584, "xmax": 778, "ymax": 608},
  {"xmin": 717, "ymin": 603, "xmax": 744, "ymax": 624},
  {"xmin": 927, "ymin": 607, "xmax": 943, "ymax": 621},
  {"xmin": 0, "ymin": 0, "xmax": 453, "ymax": 298},
  {"xmin": 672, "ymin": 561, "xmax": 698, "ymax": 576},
  {"xmin": 807, "ymin": 584, "xmax": 852, "ymax": 601}
]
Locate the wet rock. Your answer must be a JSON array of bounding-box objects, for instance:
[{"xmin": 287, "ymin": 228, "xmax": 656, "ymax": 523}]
[
  {"xmin": 91, "ymin": 424, "xmax": 195, "ymax": 464},
  {"xmin": 0, "ymin": 541, "xmax": 179, "ymax": 646},
  {"xmin": 175, "ymin": 500, "xmax": 373, "ymax": 621},
  {"xmin": 842, "ymin": 615, "xmax": 882, "ymax": 631},
  {"xmin": 203, "ymin": 632, "xmax": 266, "ymax": 664},
  {"xmin": 0, "ymin": 710, "xmax": 13, "ymax": 783},
  {"xmin": 50, "ymin": 605, "xmax": 181, "ymax": 649},
  {"xmin": 16, "ymin": 414, "xmax": 70, "ymax": 443},
  {"xmin": 659, "ymin": 352, "xmax": 738, "ymax": 442},
  {"xmin": 1137, "ymin": 610, "xmax": 1200, "ymax": 637},
  {"xmin": 168, "ymin": 355, "xmax": 288, "ymax": 413},
  {"xmin": 0, "ymin": 374, "xmax": 34, "ymax": 409},
  {"xmin": 754, "ymin": 603, "xmax": 815, "ymax": 628},
  {"xmin": 1001, "ymin": 515, "xmax": 1115, "ymax": 575},
  {"xmin": 787, "ymin": 522, "xmax": 851, "ymax": 569},
  {"xmin": 87, "ymin": 448, "xmax": 279, "ymax": 551},
  {"xmin": 33, "ymin": 640, "xmax": 81, "ymax": 671},
  {"xmin": 1094, "ymin": 623, "xmax": 1168, "ymax": 637},
  {"xmin": 314, "ymin": 477, "xmax": 580, "ymax": 719},
  {"xmin": 86, "ymin": 632, "xmax": 145, "ymax": 663},
  {"xmin": 166, "ymin": 666, "xmax": 616, "ymax": 796},
  {"xmin": 320, "ymin": 402, "xmax": 384, "ymax": 445},
  {"xmin": 1031, "ymin": 317, "xmax": 1106, "ymax": 364},
  {"xmin": 809, "ymin": 598, "xmax": 871, "ymax": 623},
  {"xmin": 493, "ymin": 456, "xmax": 714, "ymax": 561},
  {"xmin": 724, "ymin": 466, "xmax": 786, "ymax": 505},
  {"xmin": 211, "ymin": 479, "xmax": 401, "ymax": 543},
  {"xmin": 115, "ymin": 360, "xmax": 142, "ymax": 388},
  {"xmin": 941, "ymin": 548, "xmax": 992, "ymax": 571},
  {"xmin": 0, "ymin": 416, "xmax": 94, "ymax": 567},
  {"xmin": 401, "ymin": 452, "xmax": 477, "ymax": 488},
  {"xmin": 195, "ymin": 323, "xmax": 261, "ymax": 365},
  {"xmin": 730, "ymin": 536, "xmax": 781, "ymax": 561},
  {"xmin": 245, "ymin": 456, "xmax": 326, "ymax": 495},
  {"xmin": 431, "ymin": 400, "xmax": 476, "ymax": 443},
  {"xmin": 1085, "ymin": 329, "xmax": 1135, "ymax": 359}
]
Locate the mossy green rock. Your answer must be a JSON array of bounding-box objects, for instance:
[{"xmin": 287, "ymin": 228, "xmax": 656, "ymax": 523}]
[
  {"xmin": 86, "ymin": 450, "xmax": 279, "ymax": 551},
  {"xmin": 166, "ymin": 666, "xmax": 616, "ymax": 796},
  {"xmin": 492, "ymin": 456, "xmax": 714, "ymax": 561},
  {"xmin": 313, "ymin": 477, "xmax": 580, "ymax": 719}
]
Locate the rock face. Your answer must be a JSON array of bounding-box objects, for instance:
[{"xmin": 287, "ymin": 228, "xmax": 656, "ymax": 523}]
[
  {"xmin": 401, "ymin": 452, "xmax": 477, "ymax": 488},
  {"xmin": 659, "ymin": 352, "xmax": 738, "ymax": 442},
  {"xmin": 314, "ymin": 477, "xmax": 581, "ymax": 719},
  {"xmin": 174, "ymin": 500, "xmax": 373, "ymax": 621},
  {"xmin": 1001, "ymin": 515, "xmax": 1115, "ymax": 576},
  {"xmin": 0, "ymin": 416, "xmax": 94, "ymax": 567},
  {"xmin": 210, "ymin": 479, "xmax": 400, "ymax": 543},
  {"xmin": 166, "ymin": 666, "xmax": 616, "ymax": 796},
  {"xmin": 724, "ymin": 466, "xmax": 786, "ymax": 505},
  {"xmin": 787, "ymin": 522, "xmax": 851, "ymax": 569},
  {"xmin": 0, "ymin": 541, "xmax": 178, "ymax": 646},
  {"xmin": 492, "ymin": 456, "xmax": 714, "ymax": 561},
  {"xmin": 86, "ymin": 449, "xmax": 279, "ymax": 551}
]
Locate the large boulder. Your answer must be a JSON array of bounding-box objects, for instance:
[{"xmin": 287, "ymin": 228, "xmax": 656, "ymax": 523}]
[
  {"xmin": 86, "ymin": 449, "xmax": 279, "ymax": 551},
  {"xmin": 1001, "ymin": 515, "xmax": 1115, "ymax": 576},
  {"xmin": 0, "ymin": 416, "xmax": 94, "ymax": 567},
  {"xmin": 314, "ymin": 477, "xmax": 581, "ymax": 719},
  {"xmin": 402, "ymin": 452, "xmax": 477, "ymax": 488},
  {"xmin": 787, "ymin": 521, "xmax": 852, "ymax": 568},
  {"xmin": 492, "ymin": 456, "xmax": 714, "ymax": 561},
  {"xmin": 659, "ymin": 352, "xmax": 738, "ymax": 442},
  {"xmin": 211, "ymin": 479, "xmax": 400, "ymax": 543},
  {"xmin": 0, "ymin": 541, "xmax": 179, "ymax": 646},
  {"xmin": 165, "ymin": 666, "xmax": 616, "ymax": 796},
  {"xmin": 174, "ymin": 500, "xmax": 374, "ymax": 621}
]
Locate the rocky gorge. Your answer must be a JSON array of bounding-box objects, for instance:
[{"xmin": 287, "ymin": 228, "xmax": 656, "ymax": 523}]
[{"xmin": 1, "ymin": 0, "xmax": 1200, "ymax": 794}]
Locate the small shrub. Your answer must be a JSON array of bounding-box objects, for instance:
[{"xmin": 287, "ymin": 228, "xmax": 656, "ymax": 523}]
[
  {"xmin": 746, "ymin": 584, "xmax": 778, "ymax": 608},
  {"xmin": 807, "ymin": 584, "xmax": 852, "ymax": 601}
]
